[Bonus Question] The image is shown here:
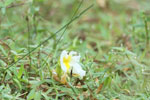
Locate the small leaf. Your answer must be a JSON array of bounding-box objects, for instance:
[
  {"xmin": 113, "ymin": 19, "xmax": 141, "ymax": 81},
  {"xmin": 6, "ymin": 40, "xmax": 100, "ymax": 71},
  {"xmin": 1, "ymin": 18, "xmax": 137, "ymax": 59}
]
[
  {"xmin": 18, "ymin": 65, "xmax": 24, "ymax": 79},
  {"xmin": 13, "ymin": 78, "xmax": 22, "ymax": 90},
  {"xmin": 0, "ymin": 60, "xmax": 7, "ymax": 66},
  {"xmin": 112, "ymin": 47, "xmax": 124, "ymax": 52},
  {"xmin": 34, "ymin": 91, "xmax": 41, "ymax": 100},
  {"xmin": 27, "ymin": 89, "xmax": 36, "ymax": 100},
  {"xmin": 41, "ymin": 92, "xmax": 50, "ymax": 100},
  {"xmin": 103, "ymin": 77, "xmax": 111, "ymax": 87},
  {"xmin": 3, "ymin": 94, "xmax": 13, "ymax": 99},
  {"xmin": 0, "ymin": 45, "xmax": 7, "ymax": 56},
  {"xmin": 56, "ymin": 64, "xmax": 62, "ymax": 78}
]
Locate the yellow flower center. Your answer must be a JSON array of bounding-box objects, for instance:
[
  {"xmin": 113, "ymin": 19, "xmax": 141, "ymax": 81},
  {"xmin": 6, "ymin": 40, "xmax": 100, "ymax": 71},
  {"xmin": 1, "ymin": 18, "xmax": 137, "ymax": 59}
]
[{"xmin": 63, "ymin": 55, "xmax": 71, "ymax": 72}]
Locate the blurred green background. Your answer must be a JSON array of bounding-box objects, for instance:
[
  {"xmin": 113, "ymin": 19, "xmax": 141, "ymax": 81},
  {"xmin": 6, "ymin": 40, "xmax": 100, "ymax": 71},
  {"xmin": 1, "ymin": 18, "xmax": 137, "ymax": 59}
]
[{"xmin": 0, "ymin": 0, "xmax": 150, "ymax": 99}]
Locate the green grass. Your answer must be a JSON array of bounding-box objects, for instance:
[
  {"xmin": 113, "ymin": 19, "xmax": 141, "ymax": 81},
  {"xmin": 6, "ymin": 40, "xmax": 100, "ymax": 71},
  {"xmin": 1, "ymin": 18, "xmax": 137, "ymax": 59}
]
[{"xmin": 0, "ymin": 0, "xmax": 150, "ymax": 100}]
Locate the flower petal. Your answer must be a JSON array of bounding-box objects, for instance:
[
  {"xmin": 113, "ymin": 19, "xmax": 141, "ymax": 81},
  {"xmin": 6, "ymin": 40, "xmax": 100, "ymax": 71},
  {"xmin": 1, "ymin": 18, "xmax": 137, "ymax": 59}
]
[
  {"xmin": 60, "ymin": 50, "xmax": 68, "ymax": 72},
  {"xmin": 71, "ymin": 62, "xmax": 86, "ymax": 79},
  {"xmin": 69, "ymin": 51, "xmax": 77, "ymax": 56},
  {"xmin": 60, "ymin": 50, "xmax": 86, "ymax": 79},
  {"xmin": 69, "ymin": 51, "xmax": 81, "ymax": 63},
  {"xmin": 71, "ymin": 55, "xmax": 81, "ymax": 63}
]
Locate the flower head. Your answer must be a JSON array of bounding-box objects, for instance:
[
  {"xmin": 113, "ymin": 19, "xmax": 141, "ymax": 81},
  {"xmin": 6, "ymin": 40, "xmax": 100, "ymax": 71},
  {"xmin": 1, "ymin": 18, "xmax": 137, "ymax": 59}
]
[{"xmin": 60, "ymin": 50, "xmax": 86, "ymax": 78}]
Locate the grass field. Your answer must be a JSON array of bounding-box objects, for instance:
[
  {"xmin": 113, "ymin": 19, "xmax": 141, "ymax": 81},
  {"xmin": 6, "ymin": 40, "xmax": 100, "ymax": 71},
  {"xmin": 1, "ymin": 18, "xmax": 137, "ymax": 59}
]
[{"xmin": 0, "ymin": 0, "xmax": 150, "ymax": 100}]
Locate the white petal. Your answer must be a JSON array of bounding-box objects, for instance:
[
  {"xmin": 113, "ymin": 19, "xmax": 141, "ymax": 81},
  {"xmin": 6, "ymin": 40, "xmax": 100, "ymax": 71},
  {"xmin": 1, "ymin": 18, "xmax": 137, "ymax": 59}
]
[
  {"xmin": 71, "ymin": 63, "xmax": 86, "ymax": 79},
  {"xmin": 60, "ymin": 50, "xmax": 68, "ymax": 72},
  {"xmin": 71, "ymin": 55, "xmax": 81, "ymax": 63},
  {"xmin": 69, "ymin": 51, "xmax": 81, "ymax": 63},
  {"xmin": 69, "ymin": 51, "xmax": 77, "ymax": 56},
  {"xmin": 61, "ymin": 50, "xmax": 68, "ymax": 56}
]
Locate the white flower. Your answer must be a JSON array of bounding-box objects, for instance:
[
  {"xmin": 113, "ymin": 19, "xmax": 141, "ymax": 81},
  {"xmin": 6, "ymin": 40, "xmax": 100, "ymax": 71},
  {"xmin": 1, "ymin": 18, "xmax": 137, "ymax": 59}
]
[{"xmin": 60, "ymin": 50, "xmax": 86, "ymax": 78}]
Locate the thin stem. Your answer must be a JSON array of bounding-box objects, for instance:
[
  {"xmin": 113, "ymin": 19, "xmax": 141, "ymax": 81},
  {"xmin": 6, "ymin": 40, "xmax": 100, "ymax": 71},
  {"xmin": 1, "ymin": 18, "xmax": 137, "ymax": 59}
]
[
  {"xmin": 144, "ymin": 19, "xmax": 149, "ymax": 49},
  {"xmin": 0, "ymin": 13, "xmax": 1, "ymax": 32},
  {"xmin": 55, "ymin": 0, "xmax": 84, "ymax": 47},
  {"xmin": 26, "ymin": 16, "xmax": 32, "ymax": 68},
  {"xmin": 33, "ymin": 14, "xmax": 37, "ymax": 35}
]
